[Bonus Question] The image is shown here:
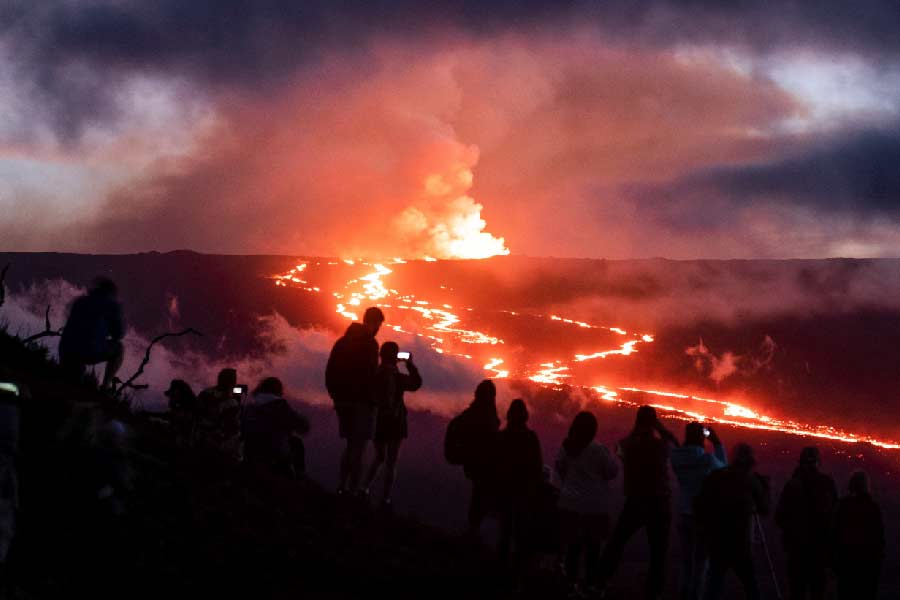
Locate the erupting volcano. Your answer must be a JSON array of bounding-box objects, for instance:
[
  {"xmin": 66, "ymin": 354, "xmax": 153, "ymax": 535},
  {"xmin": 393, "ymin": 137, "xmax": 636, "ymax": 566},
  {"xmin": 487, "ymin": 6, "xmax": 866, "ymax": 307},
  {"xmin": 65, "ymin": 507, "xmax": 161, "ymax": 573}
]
[{"xmin": 273, "ymin": 258, "xmax": 900, "ymax": 451}]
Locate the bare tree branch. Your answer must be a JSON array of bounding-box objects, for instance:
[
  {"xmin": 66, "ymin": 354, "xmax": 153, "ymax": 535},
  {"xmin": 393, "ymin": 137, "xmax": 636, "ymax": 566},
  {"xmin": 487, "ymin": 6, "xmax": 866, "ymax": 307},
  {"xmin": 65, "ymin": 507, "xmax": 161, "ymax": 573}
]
[
  {"xmin": 23, "ymin": 305, "xmax": 64, "ymax": 344},
  {"xmin": 114, "ymin": 328, "xmax": 202, "ymax": 398},
  {"xmin": 0, "ymin": 264, "xmax": 8, "ymax": 309}
]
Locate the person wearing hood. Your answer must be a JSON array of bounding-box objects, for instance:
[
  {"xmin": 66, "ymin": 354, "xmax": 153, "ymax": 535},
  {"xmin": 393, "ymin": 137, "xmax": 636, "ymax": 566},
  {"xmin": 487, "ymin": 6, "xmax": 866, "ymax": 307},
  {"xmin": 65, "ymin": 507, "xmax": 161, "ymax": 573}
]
[
  {"xmin": 775, "ymin": 446, "xmax": 838, "ymax": 600},
  {"xmin": 361, "ymin": 342, "xmax": 422, "ymax": 509},
  {"xmin": 242, "ymin": 377, "xmax": 310, "ymax": 478},
  {"xmin": 325, "ymin": 306, "xmax": 384, "ymax": 495},
  {"xmin": 670, "ymin": 422, "xmax": 727, "ymax": 600}
]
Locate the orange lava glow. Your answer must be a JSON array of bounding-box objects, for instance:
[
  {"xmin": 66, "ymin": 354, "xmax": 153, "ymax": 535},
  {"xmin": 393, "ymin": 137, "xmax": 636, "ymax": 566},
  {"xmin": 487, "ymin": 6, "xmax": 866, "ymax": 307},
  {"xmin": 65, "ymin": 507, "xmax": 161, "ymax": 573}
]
[{"xmin": 273, "ymin": 260, "xmax": 900, "ymax": 451}]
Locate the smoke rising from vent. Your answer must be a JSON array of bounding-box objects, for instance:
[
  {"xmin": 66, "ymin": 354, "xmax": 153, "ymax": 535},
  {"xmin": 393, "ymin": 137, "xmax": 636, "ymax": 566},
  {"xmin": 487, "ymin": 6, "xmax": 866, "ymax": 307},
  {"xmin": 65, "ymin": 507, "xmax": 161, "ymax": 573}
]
[{"xmin": 686, "ymin": 335, "xmax": 777, "ymax": 385}]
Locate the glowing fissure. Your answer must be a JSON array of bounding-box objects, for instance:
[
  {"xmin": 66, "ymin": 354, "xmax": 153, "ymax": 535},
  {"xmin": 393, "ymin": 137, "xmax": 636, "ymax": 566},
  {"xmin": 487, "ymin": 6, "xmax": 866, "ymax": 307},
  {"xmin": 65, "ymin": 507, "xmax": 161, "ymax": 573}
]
[{"xmin": 273, "ymin": 260, "xmax": 900, "ymax": 451}]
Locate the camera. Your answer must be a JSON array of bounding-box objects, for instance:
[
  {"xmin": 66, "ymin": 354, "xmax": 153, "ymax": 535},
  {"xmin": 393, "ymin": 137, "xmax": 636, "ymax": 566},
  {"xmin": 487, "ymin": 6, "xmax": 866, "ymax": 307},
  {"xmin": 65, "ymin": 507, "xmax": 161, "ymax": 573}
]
[
  {"xmin": 397, "ymin": 351, "xmax": 410, "ymax": 360},
  {"xmin": 232, "ymin": 385, "xmax": 248, "ymax": 396}
]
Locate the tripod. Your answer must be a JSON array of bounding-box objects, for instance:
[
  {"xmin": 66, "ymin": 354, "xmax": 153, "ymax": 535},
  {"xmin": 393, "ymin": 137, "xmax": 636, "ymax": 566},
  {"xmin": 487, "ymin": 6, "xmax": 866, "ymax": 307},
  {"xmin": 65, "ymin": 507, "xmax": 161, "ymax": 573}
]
[{"xmin": 753, "ymin": 513, "xmax": 783, "ymax": 600}]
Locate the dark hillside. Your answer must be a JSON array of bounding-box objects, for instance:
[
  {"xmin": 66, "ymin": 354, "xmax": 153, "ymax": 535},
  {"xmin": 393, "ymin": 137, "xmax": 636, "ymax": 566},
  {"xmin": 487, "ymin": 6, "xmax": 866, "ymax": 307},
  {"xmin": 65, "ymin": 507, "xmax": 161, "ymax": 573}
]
[{"xmin": 0, "ymin": 332, "xmax": 505, "ymax": 599}]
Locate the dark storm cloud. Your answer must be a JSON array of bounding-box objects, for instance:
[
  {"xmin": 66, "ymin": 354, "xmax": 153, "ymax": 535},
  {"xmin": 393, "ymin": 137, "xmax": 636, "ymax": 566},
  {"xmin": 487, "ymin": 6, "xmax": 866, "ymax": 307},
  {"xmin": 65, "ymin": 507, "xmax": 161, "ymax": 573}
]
[
  {"xmin": 633, "ymin": 127, "xmax": 900, "ymax": 229},
  {"xmin": 3, "ymin": 0, "xmax": 900, "ymax": 143}
]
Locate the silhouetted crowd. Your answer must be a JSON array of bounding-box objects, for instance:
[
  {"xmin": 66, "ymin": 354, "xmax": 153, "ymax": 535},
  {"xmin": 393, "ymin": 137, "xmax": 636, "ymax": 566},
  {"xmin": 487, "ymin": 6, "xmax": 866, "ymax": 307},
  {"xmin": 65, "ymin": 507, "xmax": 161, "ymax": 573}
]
[
  {"xmin": 0, "ymin": 281, "xmax": 888, "ymax": 599},
  {"xmin": 324, "ymin": 303, "xmax": 886, "ymax": 599}
]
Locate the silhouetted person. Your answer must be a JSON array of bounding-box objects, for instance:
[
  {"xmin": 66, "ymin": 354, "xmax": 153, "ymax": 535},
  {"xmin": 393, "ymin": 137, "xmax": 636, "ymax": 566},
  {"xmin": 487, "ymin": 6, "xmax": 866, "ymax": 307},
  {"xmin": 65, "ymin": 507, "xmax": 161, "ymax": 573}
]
[
  {"xmin": 554, "ymin": 411, "xmax": 618, "ymax": 596},
  {"xmin": 448, "ymin": 379, "xmax": 501, "ymax": 538},
  {"xmin": 598, "ymin": 405, "xmax": 678, "ymax": 599},
  {"xmin": 362, "ymin": 342, "xmax": 422, "ymax": 509},
  {"xmin": 242, "ymin": 377, "xmax": 310, "ymax": 478},
  {"xmin": 0, "ymin": 370, "xmax": 21, "ymax": 588},
  {"xmin": 165, "ymin": 379, "xmax": 198, "ymax": 448},
  {"xmin": 775, "ymin": 447, "xmax": 837, "ymax": 600},
  {"xmin": 671, "ymin": 423, "xmax": 727, "ymax": 600},
  {"xmin": 694, "ymin": 443, "xmax": 769, "ymax": 600},
  {"xmin": 59, "ymin": 277, "xmax": 125, "ymax": 390},
  {"xmin": 495, "ymin": 399, "xmax": 543, "ymax": 584},
  {"xmin": 326, "ymin": 306, "xmax": 384, "ymax": 495},
  {"xmin": 833, "ymin": 471, "xmax": 884, "ymax": 600},
  {"xmin": 197, "ymin": 368, "xmax": 242, "ymax": 460}
]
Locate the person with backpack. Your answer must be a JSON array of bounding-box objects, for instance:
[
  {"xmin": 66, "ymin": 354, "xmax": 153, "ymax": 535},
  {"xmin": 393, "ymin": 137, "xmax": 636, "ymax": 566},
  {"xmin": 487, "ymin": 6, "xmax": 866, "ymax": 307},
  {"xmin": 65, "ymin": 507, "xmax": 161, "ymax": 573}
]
[
  {"xmin": 445, "ymin": 379, "xmax": 500, "ymax": 539},
  {"xmin": 597, "ymin": 405, "xmax": 678, "ymax": 599},
  {"xmin": 554, "ymin": 411, "xmax": 619, "ymax": 597},
  {"xmin": 361, "ymin": 342, "xmax": 422, "ymax": 510},
  {"xmin": 670, "ymin": 422, "xmax": 727, "ymax": 600},
  {"xmin": 832, "ymin": 470, "xmax": 884, "ymax": 600},
  {"xmin": 495, "ymin": 399, "xmax": 543, "ymax": 584},
  {"xmin": 775, "ymin": 446, "xmax": 838, "ymax": 600},
  {"xmin": 325, "ymin": 307, "xmax": 384, "ymax": 495}
]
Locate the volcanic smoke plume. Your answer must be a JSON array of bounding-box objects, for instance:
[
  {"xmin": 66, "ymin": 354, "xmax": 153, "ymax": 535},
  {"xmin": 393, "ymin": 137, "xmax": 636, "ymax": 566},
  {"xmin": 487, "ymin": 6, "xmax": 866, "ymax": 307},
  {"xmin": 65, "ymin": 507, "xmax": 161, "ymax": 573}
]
[{"xmin": 394, "ymin": 144, "xmax": 509, "ymax": 259}]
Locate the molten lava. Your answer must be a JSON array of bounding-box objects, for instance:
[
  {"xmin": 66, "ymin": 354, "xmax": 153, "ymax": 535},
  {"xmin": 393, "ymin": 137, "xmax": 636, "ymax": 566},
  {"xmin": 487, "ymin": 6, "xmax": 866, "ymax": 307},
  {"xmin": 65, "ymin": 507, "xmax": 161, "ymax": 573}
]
[{"xmin": 274, "ymin": 260, "xmax": 900, "ymax": 451}]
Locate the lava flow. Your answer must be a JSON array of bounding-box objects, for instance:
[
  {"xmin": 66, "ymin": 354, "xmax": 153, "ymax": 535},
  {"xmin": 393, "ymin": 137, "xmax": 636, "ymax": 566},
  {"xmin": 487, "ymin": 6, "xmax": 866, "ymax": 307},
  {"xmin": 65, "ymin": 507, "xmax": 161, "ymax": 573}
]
[{"xmin": 273, "ymin": 259, "xmax": 900, "ymax": 451}]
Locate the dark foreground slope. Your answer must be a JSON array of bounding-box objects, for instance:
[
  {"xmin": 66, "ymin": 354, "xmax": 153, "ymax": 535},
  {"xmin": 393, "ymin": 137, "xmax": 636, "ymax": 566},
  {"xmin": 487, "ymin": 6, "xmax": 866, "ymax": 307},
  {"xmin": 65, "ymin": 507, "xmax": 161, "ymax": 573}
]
[{"xmin": 0, "ymin": 332, "xmax": 504, "ymax": 600}]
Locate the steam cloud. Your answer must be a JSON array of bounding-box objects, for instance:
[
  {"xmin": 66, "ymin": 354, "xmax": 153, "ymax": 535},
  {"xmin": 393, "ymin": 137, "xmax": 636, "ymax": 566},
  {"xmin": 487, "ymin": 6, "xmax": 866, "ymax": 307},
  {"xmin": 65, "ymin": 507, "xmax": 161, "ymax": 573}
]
[
  {"xmin": 394, "ymin": 145, "xmax": 508, "ymax": 259},
  {"xmin": 1, "ymin": 281, "xmax": 485, "ymax": 414},
  {"xmin": 685, "ymin": 335, "xmax": 776, "ymax": 385}
]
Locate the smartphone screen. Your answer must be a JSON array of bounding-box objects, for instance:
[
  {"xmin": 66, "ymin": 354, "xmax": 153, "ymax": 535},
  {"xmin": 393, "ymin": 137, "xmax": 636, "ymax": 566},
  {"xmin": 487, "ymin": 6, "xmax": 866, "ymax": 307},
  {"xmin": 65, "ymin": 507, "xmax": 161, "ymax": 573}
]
[
  {"xmin": 703, "ymin": 427, "xmax": 711, "ymax": 438},
  {"xmin": 233, "ymin": 386, "xmax": 243, "ymax": 395},
  {"xmin": 397, "ymin": 351, "xmax": 410, "ymax": 360}
]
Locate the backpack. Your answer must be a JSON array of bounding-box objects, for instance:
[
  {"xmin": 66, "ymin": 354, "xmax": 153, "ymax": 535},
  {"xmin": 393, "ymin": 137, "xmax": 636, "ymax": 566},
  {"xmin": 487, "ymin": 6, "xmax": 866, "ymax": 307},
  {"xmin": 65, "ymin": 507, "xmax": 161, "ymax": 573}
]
[{"xmin": 444, "ymin": 412, "xmax": 469, "ymax": 466}]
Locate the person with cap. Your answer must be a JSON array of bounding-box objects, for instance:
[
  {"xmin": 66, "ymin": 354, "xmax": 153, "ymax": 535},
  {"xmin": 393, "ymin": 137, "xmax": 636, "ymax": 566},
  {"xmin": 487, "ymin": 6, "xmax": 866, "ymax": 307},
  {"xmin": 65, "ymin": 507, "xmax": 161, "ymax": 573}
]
[
  {"xmin": 775, "ymin": 446, "xmax": 838, "ymax": 600},
  {"xmin": 165, "ymin": 379, "xmax": 198, "ymax": 448},
  {"xmin": 361, "ymin": 342, "xmax": 422, "ymax": 510},
  {"xmin": 58, "ymin": 276, "xmax": 125, "ymax": 390},
  {"xmin": 832, "ymin": 470, "xmax": 884, "ymax": 600},
  {"xmin": 670, "ymin": 423, "xmax": 727, "ymax": 600},
  {"xmin": 694, "ymin": 442, "xmax": 770, "ymax": 600},
  {"xmin": 596, "ymin": 405, "xmax": 678, "ymax": 599},
  {"xmin": 325, "ymin": 306, "xmax": 384, "ymax": 496},
  {"xmin": 197, "ymin": 368, "xmax": 243, "ymax": 460}
]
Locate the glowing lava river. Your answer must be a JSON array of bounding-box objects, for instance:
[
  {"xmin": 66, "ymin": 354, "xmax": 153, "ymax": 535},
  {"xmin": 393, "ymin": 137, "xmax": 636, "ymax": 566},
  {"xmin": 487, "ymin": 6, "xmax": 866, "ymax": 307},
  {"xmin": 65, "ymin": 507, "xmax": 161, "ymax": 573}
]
[{"xmin": 274, "ymin": 259, "xmax": 900, "ymax": 450}]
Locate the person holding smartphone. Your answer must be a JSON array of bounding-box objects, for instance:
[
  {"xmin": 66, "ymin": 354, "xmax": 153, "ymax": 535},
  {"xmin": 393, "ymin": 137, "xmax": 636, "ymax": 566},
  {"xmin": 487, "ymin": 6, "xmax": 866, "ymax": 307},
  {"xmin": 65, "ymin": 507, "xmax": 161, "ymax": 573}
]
[
  {"xmin": 671, "ymin": 423, "xmax": 727, "ymax": 600},
  {"xmin": 361, "ymin": 341, "xmax": 422, "ymax": 510}
]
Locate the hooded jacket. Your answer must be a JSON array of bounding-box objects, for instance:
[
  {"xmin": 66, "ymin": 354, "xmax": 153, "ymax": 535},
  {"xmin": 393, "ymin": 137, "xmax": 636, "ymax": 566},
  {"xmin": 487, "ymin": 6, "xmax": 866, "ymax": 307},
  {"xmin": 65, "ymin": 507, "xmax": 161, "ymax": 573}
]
[
  {"xmin": 325, "ymin": 323, "xmax": 378, "ymax": 406},
  {"xmin": 671, "ymin": 443, "xmax": 727, "ymax": 515}
]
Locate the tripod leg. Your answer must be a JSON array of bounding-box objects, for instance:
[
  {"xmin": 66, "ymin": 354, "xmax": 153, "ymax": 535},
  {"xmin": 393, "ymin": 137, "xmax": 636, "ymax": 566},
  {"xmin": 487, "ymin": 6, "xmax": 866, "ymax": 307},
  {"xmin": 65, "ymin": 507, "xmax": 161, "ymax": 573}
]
[{"xmin": 754, "ymin": 514, "xmax": 782, "ymax": 600}]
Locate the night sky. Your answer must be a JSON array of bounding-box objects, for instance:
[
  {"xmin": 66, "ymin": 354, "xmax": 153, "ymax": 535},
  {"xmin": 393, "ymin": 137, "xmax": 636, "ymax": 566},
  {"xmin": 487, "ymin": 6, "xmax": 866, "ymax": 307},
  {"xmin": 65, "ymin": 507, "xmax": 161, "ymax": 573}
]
[{"xmin": 2, "ymin": 1, "xmax": 900, "ymax": 259}]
